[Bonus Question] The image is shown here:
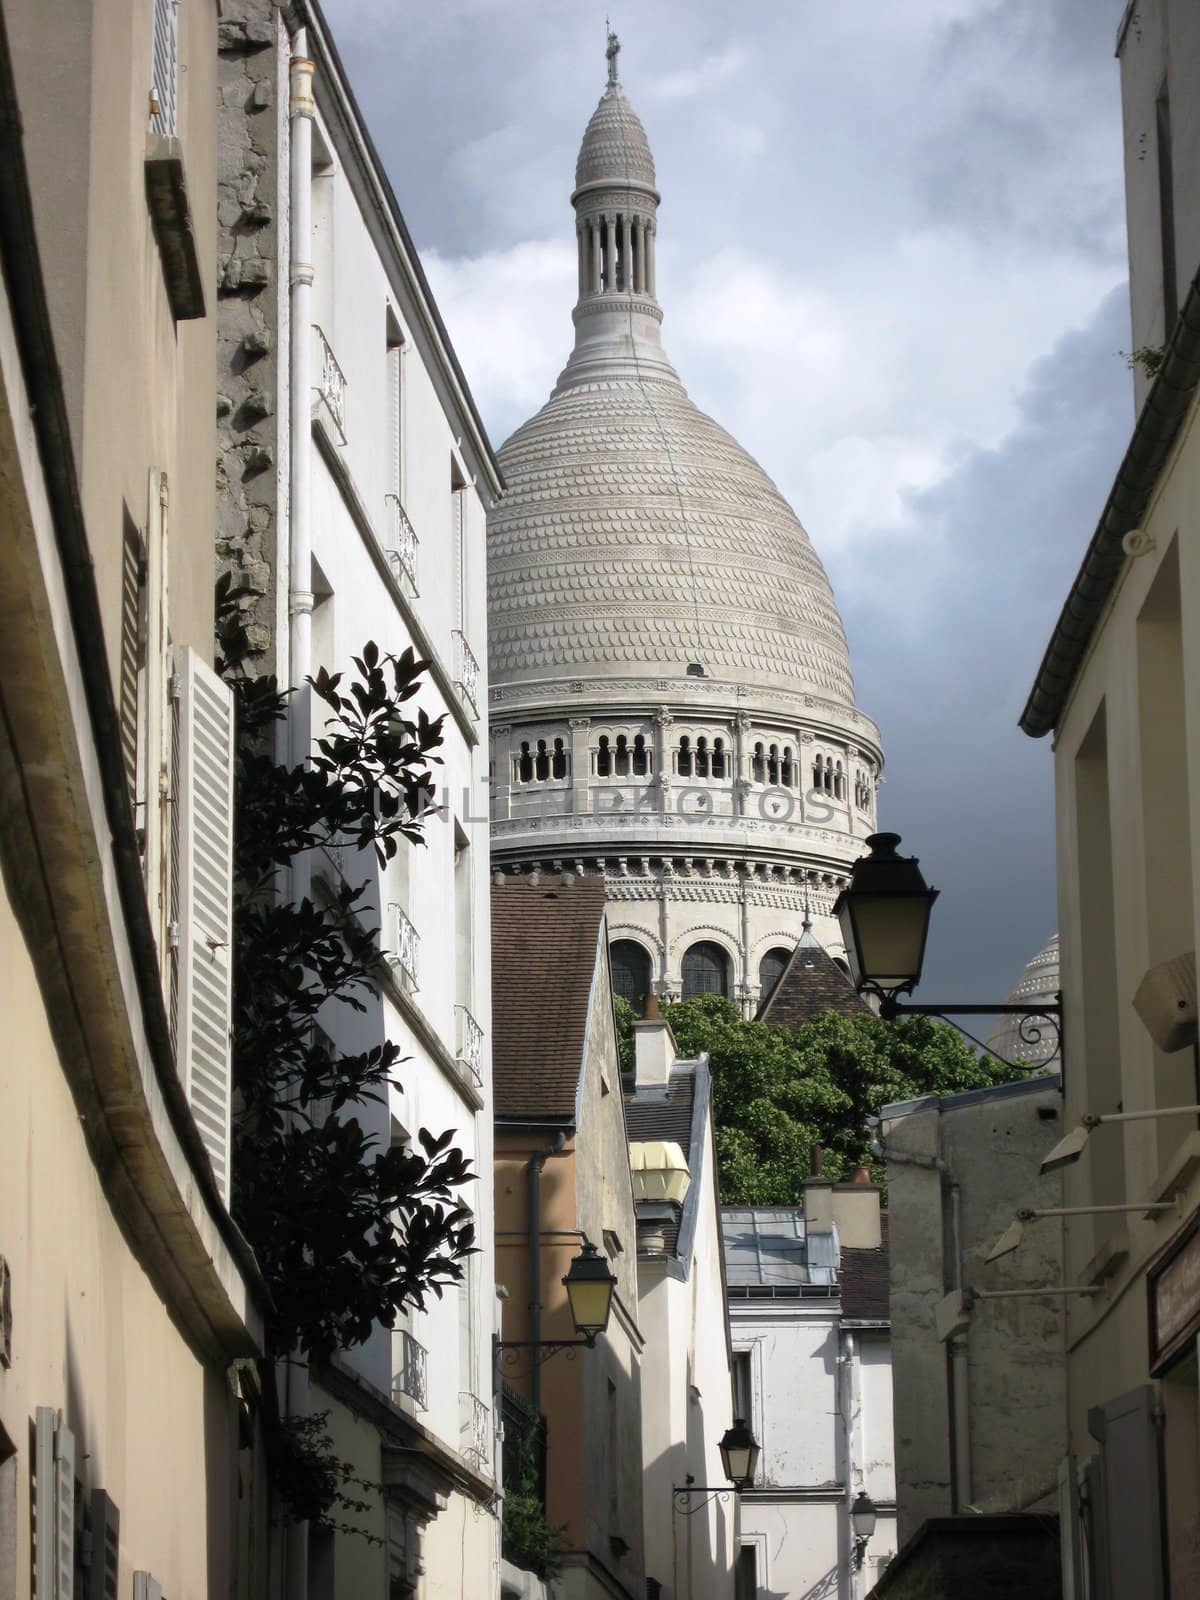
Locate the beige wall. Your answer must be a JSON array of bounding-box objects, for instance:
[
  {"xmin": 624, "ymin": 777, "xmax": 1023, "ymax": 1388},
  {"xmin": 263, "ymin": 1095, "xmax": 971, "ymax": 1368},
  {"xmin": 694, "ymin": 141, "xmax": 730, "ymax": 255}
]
[{"xmin": 1053, "ymin": 380, "xmax": 1200, "ymax": 1595}]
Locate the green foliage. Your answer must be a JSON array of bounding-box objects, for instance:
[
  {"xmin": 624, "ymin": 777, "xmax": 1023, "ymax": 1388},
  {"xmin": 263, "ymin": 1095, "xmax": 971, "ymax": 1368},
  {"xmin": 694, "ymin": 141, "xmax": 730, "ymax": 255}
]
[
  {"xmin": 267, "ymin": 1410, "xmax": 383, "ymax": 1542},
  {"xmin": 612, "ymin": 994, "xmax": 637, "ymax": 1074},
  {"xmin": 657, "ymin": 995, "xmax": 1019, "ymax": 1203},
  {"xmin": 501, "ymin": 1425, "xmax": 568, "ymax": 1580},
  {"xmin": 222, "ymin": 631, "xmax": 476, "ymax": 1362},
  {"xmin": 1123, "ymin": 344, "xmax": 1165, "ymax": 379}
]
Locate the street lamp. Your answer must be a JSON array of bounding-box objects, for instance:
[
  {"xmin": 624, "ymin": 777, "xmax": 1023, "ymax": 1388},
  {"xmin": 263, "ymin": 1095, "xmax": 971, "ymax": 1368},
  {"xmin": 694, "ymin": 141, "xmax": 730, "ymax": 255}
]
[
  {"xmin": 561, "ymin": 1240, "xmax": 617, "ymax": 1343},
  {"xmin": 834, "ymin": 833, "xmax": 938, "ymax": 1003},
  {"xmin": 834, "ymin": 832, "xmax": 1061, "ymax": 1062},
  {"xmin": 495, "ymin": 1239, "xmax": 618, "ymax": 1372},
  {"xmin": 718, "ymin": 1418, "xmax": 760, "ymax": 1490},
  {"xmin": 850, "ymin": 1490, "xmax": 877, "ymax": 1569}
]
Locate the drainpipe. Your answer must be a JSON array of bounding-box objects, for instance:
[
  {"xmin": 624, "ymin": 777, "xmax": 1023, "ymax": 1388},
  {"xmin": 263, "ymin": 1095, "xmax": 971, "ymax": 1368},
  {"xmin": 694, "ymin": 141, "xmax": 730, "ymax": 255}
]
[
  {"xmin": 878, "ymin": 1136, "xmax": 973, "ymax": 1513},
  {"xmin": 288, "ymin": 30, "xmax": 314, "ymax": 774},
  {"xmin": 284, "ymin": 33, "xmax": 314, "ymax": 1600},
  {"xmin": 528, "ymin": 1131, "xmax": 567, "ymax": 1415}
]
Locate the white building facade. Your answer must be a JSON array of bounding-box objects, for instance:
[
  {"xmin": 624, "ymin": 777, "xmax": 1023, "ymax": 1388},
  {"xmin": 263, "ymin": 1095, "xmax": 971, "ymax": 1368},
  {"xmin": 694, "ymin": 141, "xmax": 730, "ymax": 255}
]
[
  {"xmin": 723, "ymin": 1193, "xmax": 897, "ymax": 1599},
  {"xmin": 216, "ymin": 3, "xmax": 503, "ymax": 1593},
  {"xmin": 487, "ymin": 37, "xmax": 884, "ymax": 1016}
]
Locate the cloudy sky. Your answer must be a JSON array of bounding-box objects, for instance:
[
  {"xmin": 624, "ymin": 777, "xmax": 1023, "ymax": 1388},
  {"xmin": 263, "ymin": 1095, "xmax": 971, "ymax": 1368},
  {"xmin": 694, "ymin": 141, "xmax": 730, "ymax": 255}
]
[{"xmin": 324, "ymin": 0, "xmax": 1133, "ymax": 1014}]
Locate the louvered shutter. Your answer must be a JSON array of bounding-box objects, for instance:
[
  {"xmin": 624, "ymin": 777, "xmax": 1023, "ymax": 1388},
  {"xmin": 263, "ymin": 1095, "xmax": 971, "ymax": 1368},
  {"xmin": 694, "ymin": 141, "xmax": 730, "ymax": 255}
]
[
  {"xmin": 55, "ymin": 1422, "xmax": 75, "ymax": 1600},
  {"xmin": 34, "ymin": 1408, "xmax": 55, "ymax": 1599},
  {"xmin": 119, "ymin": 520, "xmax": 147, "ymax": 817},
  {"xmin": 87, "ymin": 1492, "xmax": 120, "ymax": 1600},
  {"xmin": 172, "ymin": 646, "xmax": 235, "ymax": 1205},
  {"xmin": 149, "ymin": 0, "xmax": 178, "ymax": 136}
]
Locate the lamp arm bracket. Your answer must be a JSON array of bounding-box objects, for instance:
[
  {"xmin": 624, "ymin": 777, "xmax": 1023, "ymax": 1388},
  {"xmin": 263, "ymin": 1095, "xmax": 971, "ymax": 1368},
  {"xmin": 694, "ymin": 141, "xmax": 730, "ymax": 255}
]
[{"xmin": 672, "ymin": 1487, "xmax": 736, "ymax": 1515}]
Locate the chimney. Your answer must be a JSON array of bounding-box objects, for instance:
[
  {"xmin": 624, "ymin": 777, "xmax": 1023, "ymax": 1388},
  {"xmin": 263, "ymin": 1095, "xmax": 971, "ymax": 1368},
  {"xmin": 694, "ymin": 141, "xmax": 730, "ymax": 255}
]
[
  {"xmin": 633, "ymin": 998, "xmax": 677, "ymax": 1089},
  {"xmin": 831, "ymin": 1176, "xmax": 882, "ymax": 1249}
]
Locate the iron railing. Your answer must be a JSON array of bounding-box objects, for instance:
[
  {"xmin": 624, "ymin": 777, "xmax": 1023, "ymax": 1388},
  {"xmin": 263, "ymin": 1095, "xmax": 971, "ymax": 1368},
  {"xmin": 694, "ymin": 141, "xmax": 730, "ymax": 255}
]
[
  {"xmin": 455, "ymin": 1004, "xmax": 484, "ymax": 1088},
  {"xmin": 388, "ymin": 904, "xmax": 420, "ymax": 993},
  {"xmin": 453, "ymin": 630, "xmax": 479, "ymax": 720},
  {"xmin": 391, "ymin": 1329, "xmax": 428, "ymax": 1409},
  {"xmin": 314, "ymin": 324, "xmax": 347, "ymax": 439},
  {"xmin": 384, "ymin": 492, "xmax": 418, "ymax": 597},
  {"xmin": 459, "ymin": 1391, "xmax": 491, "ymax": 1470}
]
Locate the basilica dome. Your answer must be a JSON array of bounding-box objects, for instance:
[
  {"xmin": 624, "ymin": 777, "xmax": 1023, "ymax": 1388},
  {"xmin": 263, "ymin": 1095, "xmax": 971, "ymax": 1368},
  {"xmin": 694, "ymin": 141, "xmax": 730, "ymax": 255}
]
[
  {"xmin": 985, "ymin": 934, "xmax": 1061, "ymax": 1071},
  {"xmin": 489, "ymin": 60, "xmax": 856, "ymax": 709}
]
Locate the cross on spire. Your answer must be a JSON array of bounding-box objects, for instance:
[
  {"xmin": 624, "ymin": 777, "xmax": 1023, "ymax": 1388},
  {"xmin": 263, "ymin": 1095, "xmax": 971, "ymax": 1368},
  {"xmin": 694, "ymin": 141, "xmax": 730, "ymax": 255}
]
[{"xmin": 606, "ymin": 26, "xmax": 620, "ymax": 88}]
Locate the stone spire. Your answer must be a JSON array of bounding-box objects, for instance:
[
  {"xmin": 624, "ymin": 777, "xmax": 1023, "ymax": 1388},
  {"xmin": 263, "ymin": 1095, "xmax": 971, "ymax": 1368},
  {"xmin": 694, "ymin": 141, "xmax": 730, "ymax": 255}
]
[{"xmin": 562, "ymin": 40, "xmax": 672, "ymax": 391}]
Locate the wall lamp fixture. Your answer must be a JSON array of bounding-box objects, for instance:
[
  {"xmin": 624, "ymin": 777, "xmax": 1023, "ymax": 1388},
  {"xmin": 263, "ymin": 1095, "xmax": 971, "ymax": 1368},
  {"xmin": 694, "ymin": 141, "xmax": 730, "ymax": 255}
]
[
  {"xmin": 986, "ymin": 1197, "xmax": 1180, "ymax": 1262},
  {"xmin": 1040, "ymin": 1106, "xmax": 1200, "ymax": 1174},
  {"xmin": 495, "ymin": 1240, "xmax": 618, "ymax": 1374},
  {"xmin": 833, "ymin": 834, "xmax": 1060, "ymax": 1067}
]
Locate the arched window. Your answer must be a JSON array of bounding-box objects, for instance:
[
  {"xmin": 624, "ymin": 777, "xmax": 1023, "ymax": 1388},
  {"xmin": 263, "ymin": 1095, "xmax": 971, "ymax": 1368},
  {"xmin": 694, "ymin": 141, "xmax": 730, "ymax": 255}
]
[
  {"xmin": 759, "ymin": 946, "xmax": 792, "ymax": 1002},
  {"xmin": 712, "ymin": 738, "xmax": 727, "ymax": 779},
  {"xmin": 752, "ymin": 742, "xmax": 766, "ymax": 784},
  {"xmin": 552, "ymin": 738, "xmax": 569, "ymax": 780},
  {"xmin": 834, "ymin": 761, "xmax": 845, "ymax": 800},
  {"xmin": 610, "ymin": 940, "xmax": 652, "ymax": 1015},
  {"xmin": 767, "ymin": 743, "xmax": 780, "ymax": 785},
  {"xmin": 615, "ymin": 734, "xmax": 631, "ymax": 777},
  {"xmin": 596, "ymin": 735, "xmax": 612, "ymax": 777},
  {"xmin": 682, "ymin": 941, "xmax": 730, "ymax": 1000},
  {"xmin": 517, "ymin": 742, "xmax": 533, "ymax": 784},
  {"xmin": 633, "ymin": 734, "xmax": 650, "ymax": 776},
  {"xmin": 781, "ymin": 747, "xmax": 794, "ymax": 787},
  {"xmin": 677, "ymin": 736, "xmax": 693, "ymax": 777},
  {"xmin": 535, "ymin": 739, "xmax": 550, "ymax": 781},
  {"xmin": 696, "ymin": 737, "xmax": 710, "ymax": 779}
]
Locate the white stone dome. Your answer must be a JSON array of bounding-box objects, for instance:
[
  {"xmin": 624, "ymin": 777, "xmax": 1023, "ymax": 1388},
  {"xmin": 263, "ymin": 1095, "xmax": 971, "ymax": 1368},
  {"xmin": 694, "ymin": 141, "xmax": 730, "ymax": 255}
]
[
  {"xmin": 985, "ymin": 934, "xmax": 1061, "ymax": 1070},
  {"xmin": 491, "ymin": 379, "xmax": 855, "ymax": 700},
  {"xmin": 574, "ymin": 84, "xmax": 657, "ymax": 193}
]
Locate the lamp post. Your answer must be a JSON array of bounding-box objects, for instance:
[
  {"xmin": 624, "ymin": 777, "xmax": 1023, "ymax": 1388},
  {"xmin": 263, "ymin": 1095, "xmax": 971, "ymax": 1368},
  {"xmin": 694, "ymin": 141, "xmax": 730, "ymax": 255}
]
[
  {"xmin": 495, "ymin": 1239, "xmax": 618, "ymax": 1373},
  {"xmin": 833, "ymin": 833, "xmax": 1061, "ymax": 1065}
]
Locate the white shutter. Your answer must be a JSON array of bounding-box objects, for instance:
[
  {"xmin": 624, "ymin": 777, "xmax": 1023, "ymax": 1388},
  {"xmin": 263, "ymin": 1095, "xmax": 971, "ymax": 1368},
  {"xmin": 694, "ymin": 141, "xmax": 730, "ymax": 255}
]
[
  {"xmin": 149, "ymin": 0, "xmax": 178, "ymax": 136},
  {"xmin": 34, "ymin": 1408, "xmax": 55, "ymax": 1599},
  {"xmin": 55, "ymin": 1422, "xmax": 75, "ymax": 1600},
  {"xmin": 173, "ymin": 646, "xmax": 235, "ymax": 1205},
  {"xmin": 133, "ymin": 1576, "xmax": 163, "ymax": 1600}
]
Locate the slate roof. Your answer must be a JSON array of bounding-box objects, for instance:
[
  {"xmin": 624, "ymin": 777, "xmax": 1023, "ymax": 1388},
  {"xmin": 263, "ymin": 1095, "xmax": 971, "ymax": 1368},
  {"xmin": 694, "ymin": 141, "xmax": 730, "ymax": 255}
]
[
  {"xmin": 840, "ymin": 1213, "xmax": 891, "ymax": 1322},
  {"xmin": 491, "ymin": 875, "xmax": 608, "ymax": 1122},
  {"xmin": 756, "ymin": 924, "xmax": 870, "ymax": 1026}
]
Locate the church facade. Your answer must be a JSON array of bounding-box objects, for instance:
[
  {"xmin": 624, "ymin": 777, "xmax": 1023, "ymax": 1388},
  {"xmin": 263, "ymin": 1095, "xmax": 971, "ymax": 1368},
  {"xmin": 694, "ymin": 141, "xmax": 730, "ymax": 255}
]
[{"xmin": 488, "ymin": 39, "xmax": 883, "ymax": 1017}]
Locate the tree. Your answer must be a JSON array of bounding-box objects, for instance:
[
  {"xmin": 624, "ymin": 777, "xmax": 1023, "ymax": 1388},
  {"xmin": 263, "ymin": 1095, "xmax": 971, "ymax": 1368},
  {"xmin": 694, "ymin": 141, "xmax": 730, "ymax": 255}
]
[
  {"xmin": 617, "ymin": 994, "xmax": 1021, "ymax": 1203},
  {"xmin": 225, "ymin": 636, "xmax": 476, "ymax": 1362}
]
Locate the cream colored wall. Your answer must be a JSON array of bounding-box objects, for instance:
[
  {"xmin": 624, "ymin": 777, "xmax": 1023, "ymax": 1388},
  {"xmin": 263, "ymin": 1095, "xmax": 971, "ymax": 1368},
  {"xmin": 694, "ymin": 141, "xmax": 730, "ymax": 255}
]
[
  {"xmin": 0, "ymin": 869, "xmax": 241, "ymax": 1600},
  {"xmin": 1053, "ymin": 380, "xmax": 1200, "ymax": 1591}
]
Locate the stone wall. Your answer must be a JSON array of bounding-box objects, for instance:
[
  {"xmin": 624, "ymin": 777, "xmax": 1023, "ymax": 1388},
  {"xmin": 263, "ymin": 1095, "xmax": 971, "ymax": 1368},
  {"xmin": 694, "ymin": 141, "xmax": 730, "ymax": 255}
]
[
  {"xmin": 866, "ymin": 1515, "xmax": 1061, "ymax": 1600},
  {"xmin": 215, "ymin": 1, "xmax": 282, "ymax": 671}
]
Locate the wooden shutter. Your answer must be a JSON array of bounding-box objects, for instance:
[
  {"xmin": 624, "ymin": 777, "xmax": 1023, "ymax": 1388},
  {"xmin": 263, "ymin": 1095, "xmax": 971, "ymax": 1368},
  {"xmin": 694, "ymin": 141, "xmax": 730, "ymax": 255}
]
[
  {"xmin": 87, "ymin": 1492, "xmax": 120, "ymax": 1600},
  {"xmin": 34, "ymin": 1408, "xmax": 55, "ymax": 1599},
  {"xmin": 149, "ymin": 0, "xmax": 178, "ymax": 136},
  {"xmin": 55, "ymin": 1422, "xmax": 74, "ymax": 1600},
  {"xmin": 119, "ymin": 519, "xmax": 147, "ymax": 821},
  {"xmin": 172, "ymin": 646, "xmax": 235, "ymax": 1205},
  {"xmin": 1089, "ymin": 1385, "xmax": 1166, "ymax": 1600}
]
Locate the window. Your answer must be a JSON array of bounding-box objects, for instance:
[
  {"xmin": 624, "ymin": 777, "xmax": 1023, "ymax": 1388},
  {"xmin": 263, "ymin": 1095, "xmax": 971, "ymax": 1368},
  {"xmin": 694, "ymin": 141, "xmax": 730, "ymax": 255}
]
[
  {"xmin": 148, "ymin": 0, "xmax": 179, "ymax": 136},
  {"xmin": 386, "ymin": 308, "xmax": 404, "ymax": 503},
  {"xmin": 119, "ymin": 511, "xmax": 149, "ymax": 833},
  {"xmin": 759, "ymin": 947, "xmax": 791, "ymax": 1002},
  {"xmin": 596, "ymin": 735, "xmax": 612, "ymax": 777},
  {"xmin": 752, "ymin": 742, "xmax": 766, "ymax": 784},
  {"xmin": 735, "ymin": 1545, "xmax": 758, "ymax": 1600},
  {"xmin": 451, "ymin": 456, "xmax": 468, "ymax": 634},
  {"xmin": 632, "ymin": 734, "xmax": 650, "ymax": 776},
  {"xmin": 712, "ymin": 738, "xmax": 727, "ymax": 779},
  {"xmin": 611, "ymin": 940, "xmax": 652, "ymax": 1015},
  {"xmin": 732, "ymin": 1349, "xmax": 754, "ymax": 1423},
  {"xmin": 682, "ymin": 941, "xmax": 729, "ymax": 1000},
  {"xmin": 678, "ymin": 736, "xmax": 693, "ymax": 777}
]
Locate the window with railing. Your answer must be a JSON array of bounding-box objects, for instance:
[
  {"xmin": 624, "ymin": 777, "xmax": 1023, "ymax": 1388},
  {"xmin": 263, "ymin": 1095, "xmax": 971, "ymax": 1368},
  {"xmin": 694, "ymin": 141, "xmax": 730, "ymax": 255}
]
[
  {"xmin": 384, "ymin": 492, "xmax": 418, "ymax": 597},
  {"xmin": 313, "ymin": 325, "xmax": 347, "ymax": 440},
  {"xmin": 391, "ymin": 1328, "xmax": 429, "ymax": 1409},
  {"xmin": 455, "ymin": 1004, "xmax": 484, "ymax": 1088},
  {"xmin": 148, "ymin": 0, "xmax": 179, "ymax": 136},
  {"xmin": 388, "ymin": 903, "xmax": 420, "ymax": 993},
  {"xmin": 454, "ymin": 630, "xmax": 479, "ymax": 719}
]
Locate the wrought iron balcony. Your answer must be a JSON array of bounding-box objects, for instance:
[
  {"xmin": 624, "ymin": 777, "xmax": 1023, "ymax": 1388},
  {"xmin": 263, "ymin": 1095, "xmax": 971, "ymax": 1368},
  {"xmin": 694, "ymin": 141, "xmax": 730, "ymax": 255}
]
[
  {"xmin": 459, "ymin": 1391, "xmax": 491, "ymax": 1469},
  {"xmin": 313, "ymin": 324, "xmax": 347, "ymax": 441},
  {"xmin": 453, "ymin": 630, "xmax": 479, "ymax": 720},
  {"xmin": 388, "ymin": 903, "xmax": 420, "ymax": 994},
  {"xmin": 391, "ymin": 1329, "xmax": 428, "ymax": 1410},
  {"xmin": 384, "ymin": 492, "xmax": 419, "ymax": 597},
  {"xmin": 455, "ymin": 1004, "xmax": 484, "ymax": 1088}
]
